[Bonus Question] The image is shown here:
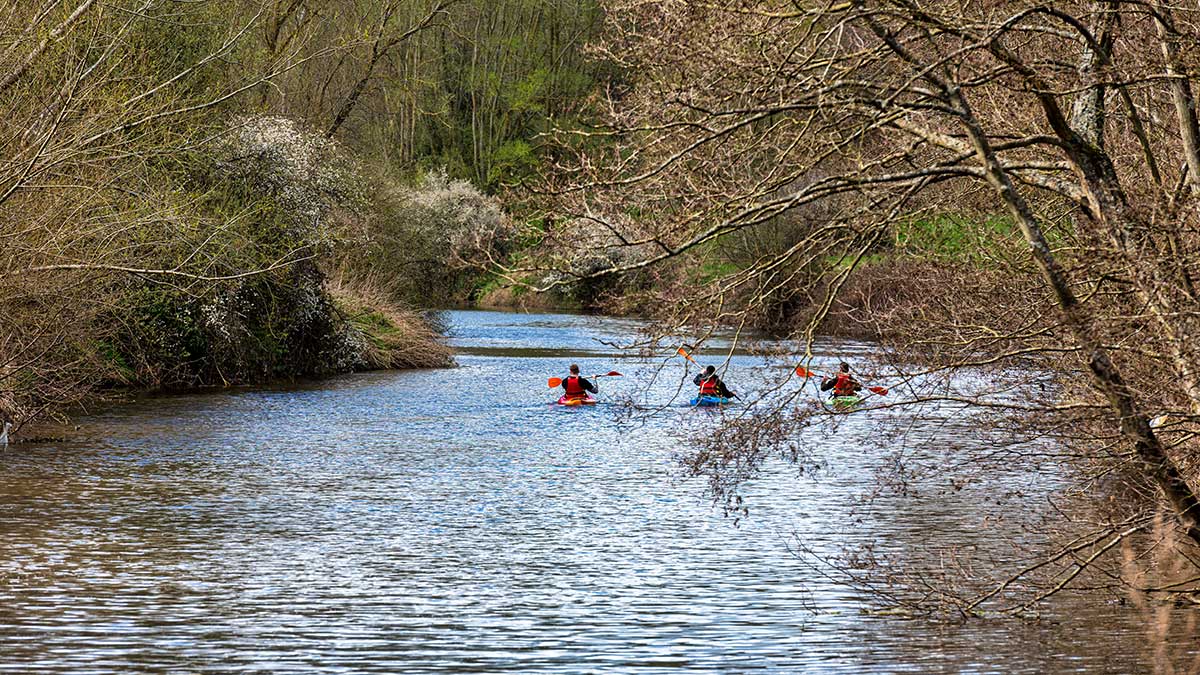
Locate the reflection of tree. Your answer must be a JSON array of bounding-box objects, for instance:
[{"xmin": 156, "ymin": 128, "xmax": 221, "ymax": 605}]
[{"xmin": 528, "ymin": 1, "xmax": 1200, "ymax": 613}]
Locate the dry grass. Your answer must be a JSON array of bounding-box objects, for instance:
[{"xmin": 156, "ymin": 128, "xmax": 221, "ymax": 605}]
[{"xmin": 326, "ymin": 273, "xmax": 453, "ymax": 370}]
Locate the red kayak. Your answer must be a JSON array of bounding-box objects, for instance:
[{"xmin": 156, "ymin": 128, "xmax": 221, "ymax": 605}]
[{"xmin": 556, "ymin": 395, "xmax": 596, "ymax": 406}]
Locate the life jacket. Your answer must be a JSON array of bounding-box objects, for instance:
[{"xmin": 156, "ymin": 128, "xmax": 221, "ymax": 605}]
[
  {"xmin": 698, "ymin": 375, "xmax": 719, "ymax": 395},
  {"xmin": 833, "ymin": 372, "xmax": 856, "ymax": 396},
  {"xmin": 564, "ymin": 375, "xmax": 587, "ymax": 398}
]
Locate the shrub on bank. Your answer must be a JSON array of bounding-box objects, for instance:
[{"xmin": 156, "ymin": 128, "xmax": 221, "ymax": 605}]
[
  {"xmin": 523, "ymin": 215, "xmax": 659, "ymax": 309},
  {"xmin": 359, "ymin": 167, "xmax": 514, "ymax": 307},
  {"xmin": 91, "ymin": 117, "xmax": 457, "ymax": 395},
  {"xmin": 326, "ymin": 275, "xmax": 452, "ymax": 370}
]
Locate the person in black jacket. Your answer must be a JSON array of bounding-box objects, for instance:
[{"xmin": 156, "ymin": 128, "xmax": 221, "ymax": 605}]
[
  {"xmin": 561, "ymin": 363, "xmax": 598, "ymax": 400},
  {"xmin": 694, "ymin": 365, "xmax": 736, "ymax": 398},
  {"xmin": 820, "ymin": 362, "xmax": 862, "ymax": 398}
]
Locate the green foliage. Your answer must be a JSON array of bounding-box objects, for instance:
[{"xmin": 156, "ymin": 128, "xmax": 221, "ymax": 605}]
[
  {"xmin": 124, "ymin": 3, "xmax": 231, "ymax": 99},
  {"xmin": 117, "ymin": 287, "xmax": 210, "ymax": 387},
  {"xmin": 692, "ymin": 261, "xmax": 740, "ymax": 285},
  {"xmin": 108, "ymin": 262, "xmax": 373, "ymax": 389},
  {"xmin": 488, "ymin": 139, "xmax": 537, "ymax": 186},
  {"xmin": 507, "ymin": 69, "xmax": 551, "ymax": 115},
  {"xmin": 93, "ymin": 341, "xmax": 135, "ymax": 383},
  {"xmin": 472, "ymin": 274, "xmax": 507, "ymax": 300},
  {"xmin": 892, "ymin": 214, "xmax": 1017, "ymax": 261},
  {"xmin": 318, "ymin": 0, "xmax": 606, "ymax": 190},
  {"xmin": 472, "ymin": 273, "xmax": 539, "ymax": 303}
]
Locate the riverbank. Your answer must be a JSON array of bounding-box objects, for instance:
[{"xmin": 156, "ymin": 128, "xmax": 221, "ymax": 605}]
[
  {"xmin": 471, "ymin": 254, "xmax": 1000, "ymax": 341},
  {"xmin": 473, "ymin": 212, "xmax": 1026, "ymax": 339},
  {"xmin": 1, "ymin": 278, "xmax": 452, "ymax": 445}
]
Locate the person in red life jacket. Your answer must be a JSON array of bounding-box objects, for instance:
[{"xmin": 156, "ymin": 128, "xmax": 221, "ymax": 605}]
[
  {"xmin": 561, "ymin": 364, "xmax": 598, "ymax": 401},
  {"xmin": 694, "ymin": 365, "xmax": 736, "ymax": 399},
  {"xmin": 820, "ymin": 362, "xmax": 862, "ymax": 398}
]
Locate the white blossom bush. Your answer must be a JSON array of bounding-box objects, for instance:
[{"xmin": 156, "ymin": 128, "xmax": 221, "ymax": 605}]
[
  {"xmin": 215, "ymin": 115, "xmax": 368, "ymax": 245},
  {"xmin": 365, "ymin": 167, "xmax": 514, "ymax": 304},
  {"xmin": 408, "ymin": 168, "xmax": 512, "ymax": 267},
  {"xmin": 534, "ymin": 214, "xmax": 659, "ymax": 304},
  {"xmin": 109, "ymin": 114, "xmax": 454, "ymax": 387}
]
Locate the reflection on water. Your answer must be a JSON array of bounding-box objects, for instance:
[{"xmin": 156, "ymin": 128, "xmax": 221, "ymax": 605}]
[{"xmin": 0, "ymin": 309, "xmax": 1194, "ymax": 673}]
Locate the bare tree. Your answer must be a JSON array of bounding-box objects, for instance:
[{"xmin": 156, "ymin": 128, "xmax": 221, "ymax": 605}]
[
  {"xmin": 325, "ymin": 0, "xmax": 457, "ymax": 139},
  {"xmin": 515, "ymin": 0, "xmax": 1200, "ymax": 612}
]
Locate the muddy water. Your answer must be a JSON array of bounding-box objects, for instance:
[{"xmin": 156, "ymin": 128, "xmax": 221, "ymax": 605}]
[{"xmin": 0, "ymin": 309, "xmax": 1194, "ymax": 673}]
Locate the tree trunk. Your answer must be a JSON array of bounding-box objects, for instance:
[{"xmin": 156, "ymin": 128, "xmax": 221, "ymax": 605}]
[{"xmin": 1155, "ymin": 3, "xmax": 1200, "ymax": 193}]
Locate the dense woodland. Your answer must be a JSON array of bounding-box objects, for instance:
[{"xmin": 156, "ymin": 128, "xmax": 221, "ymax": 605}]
[{"xmin": 7, "ymin": 0, "xmax": 1200, "ymax": 628}]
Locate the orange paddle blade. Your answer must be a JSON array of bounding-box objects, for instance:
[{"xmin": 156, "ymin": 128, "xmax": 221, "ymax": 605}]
[
  {"xmin": 868, "ymin": 386, "xmax": 889, "ymax": 396},
  {"xmin": 677, "ymin": 347, "xmax": 698, "ymax": 364},
  {"xmin": 795, "ymin": 366, "xmax": 818, "ymax": 378},
  {"xmin": 548, "ymin": 377, "xmax": 562, "ymax": 388}
]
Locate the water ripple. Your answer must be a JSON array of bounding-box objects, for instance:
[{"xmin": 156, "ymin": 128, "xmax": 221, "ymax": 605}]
[{"xmin": 0, "ymin": 310, "xmax": 1194, "ymax": 673}]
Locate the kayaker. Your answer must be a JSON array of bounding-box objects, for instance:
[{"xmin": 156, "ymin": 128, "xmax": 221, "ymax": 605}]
[
  {"xmin": 694, "ymin": 365, "xmax": 736, "ymax": 399},
  {"xmin": 821, "ymin": 362, "xmax": 862, "ymax": 398},
  {"xmin": 561, "ymin": 364, "xmax": 598, "ymax": 401}
]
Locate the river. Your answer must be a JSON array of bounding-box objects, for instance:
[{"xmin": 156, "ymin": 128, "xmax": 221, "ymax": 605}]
[{"xmin": 0, "ymin": 309, "xmax": 1194, "ymax": 673}]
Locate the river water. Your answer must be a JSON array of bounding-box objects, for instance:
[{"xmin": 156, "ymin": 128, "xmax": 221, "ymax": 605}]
[{"xmin": 0, "ymin": 309, "xmax": 1195, "ymax": 673}]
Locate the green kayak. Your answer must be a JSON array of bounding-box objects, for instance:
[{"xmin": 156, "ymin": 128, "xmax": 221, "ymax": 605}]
[{"xmin": 831, "ymin": 395, "xmax": 862, "ymax": 409}]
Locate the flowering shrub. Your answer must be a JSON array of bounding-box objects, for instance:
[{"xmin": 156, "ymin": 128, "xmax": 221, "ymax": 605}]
[
  {"xmin": 363, "ymin": 167, "xmax": 514, "ymax": 305},
  {"xmin": 531, "ymin": 214, "xmax": 659, "ymax": 307},
  {"xmin": 407, "ymin": 168, "xmax": 512, "ymax": 268},
  {"xmin": 105, "ymin": 116, "xmax": 456, "ymax": 390},
  {"xmin": 215, "ymin": 115, "xmax": 368, "ymax": 245}
]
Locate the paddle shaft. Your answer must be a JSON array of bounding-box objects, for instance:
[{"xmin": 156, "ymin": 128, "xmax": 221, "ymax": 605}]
[{"xmin": 547, "ymin": 371, "xmax": 622, "ymax": 388}]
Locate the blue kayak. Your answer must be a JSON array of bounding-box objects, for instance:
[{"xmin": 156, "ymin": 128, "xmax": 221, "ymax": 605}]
[{"xmin": 690, "ymin": 395, "xmax": 734, "ymax": 407}]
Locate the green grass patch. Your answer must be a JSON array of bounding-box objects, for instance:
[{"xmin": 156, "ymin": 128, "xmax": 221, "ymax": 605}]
[
  {"xmin": 893, "ymin": 214, "xmax": 1017, "ymax": 261},
  {"xmin": 691, "ymin": 261, "xmax": 741, "ymax": 284},
  {"xmin": 93, "ymin": 340, "xmax": 136, "ymax": 383}
]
